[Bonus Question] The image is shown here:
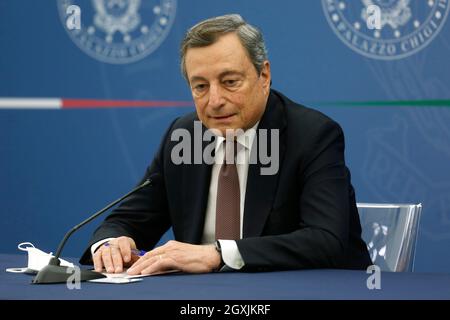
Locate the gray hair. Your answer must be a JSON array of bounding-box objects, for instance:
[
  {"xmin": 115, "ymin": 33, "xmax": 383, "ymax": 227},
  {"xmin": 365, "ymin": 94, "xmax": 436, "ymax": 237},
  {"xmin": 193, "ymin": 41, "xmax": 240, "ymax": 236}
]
[{"xmin": 180, "ymin": 14, "xmax": 268, "ymax": 81}]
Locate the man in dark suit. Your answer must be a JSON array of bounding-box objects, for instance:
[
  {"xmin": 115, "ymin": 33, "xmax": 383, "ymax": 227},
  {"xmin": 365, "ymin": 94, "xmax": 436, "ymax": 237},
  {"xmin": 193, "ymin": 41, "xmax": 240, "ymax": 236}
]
[{"xmin": 80, "ymin": 14, "xmax": 372, "ymax": 275}]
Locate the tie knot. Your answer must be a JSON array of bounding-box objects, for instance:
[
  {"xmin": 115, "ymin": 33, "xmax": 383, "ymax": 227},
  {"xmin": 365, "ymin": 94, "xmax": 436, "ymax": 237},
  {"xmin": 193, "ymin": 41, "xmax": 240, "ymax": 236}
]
[{"xmin": 224, "ymin": 140, "xmax": 238, "ymax": 164}]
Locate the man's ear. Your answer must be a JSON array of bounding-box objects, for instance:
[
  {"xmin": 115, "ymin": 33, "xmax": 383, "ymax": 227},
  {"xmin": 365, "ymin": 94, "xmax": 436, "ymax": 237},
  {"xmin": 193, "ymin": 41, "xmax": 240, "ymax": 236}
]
[{"xmin": 260, "ymin": 60, "xmax": 271, "ymax": 94}]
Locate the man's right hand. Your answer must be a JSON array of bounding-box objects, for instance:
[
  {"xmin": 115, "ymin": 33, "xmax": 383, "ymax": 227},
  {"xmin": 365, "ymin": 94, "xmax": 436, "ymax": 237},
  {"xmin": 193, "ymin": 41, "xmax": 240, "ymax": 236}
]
[{"xmin": 93, "ymin": 236, "xmax": 139, "ymax": 273}]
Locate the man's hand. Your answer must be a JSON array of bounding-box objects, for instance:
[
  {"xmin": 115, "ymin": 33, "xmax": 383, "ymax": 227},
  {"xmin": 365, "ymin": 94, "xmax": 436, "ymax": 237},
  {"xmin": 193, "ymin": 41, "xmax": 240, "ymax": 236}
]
[
  {"xmin": 126, "ymin": 240, "xmax": 221, "ymax": 275},
  {"xmin": 93, "ymin": 236, "xmax": 140, "ymax": 273}
]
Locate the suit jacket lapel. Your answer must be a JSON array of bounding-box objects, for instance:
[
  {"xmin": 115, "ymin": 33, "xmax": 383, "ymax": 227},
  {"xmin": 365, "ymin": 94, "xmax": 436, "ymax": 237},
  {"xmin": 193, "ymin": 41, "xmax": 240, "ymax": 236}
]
[
  {"xmin": 243, "ymin": 91, "xmax": 287, "ymax": 237},
  {"xmin": 181, "ymin": 123, "xmax": 214, "ymax": 243}
]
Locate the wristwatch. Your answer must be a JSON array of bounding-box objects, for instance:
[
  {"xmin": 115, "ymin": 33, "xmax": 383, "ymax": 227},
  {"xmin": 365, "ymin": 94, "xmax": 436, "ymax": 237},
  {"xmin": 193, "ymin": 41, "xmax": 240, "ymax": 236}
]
[{"xmin": 214, "ymin": 240, "xmax": 225, "ymax": 271}]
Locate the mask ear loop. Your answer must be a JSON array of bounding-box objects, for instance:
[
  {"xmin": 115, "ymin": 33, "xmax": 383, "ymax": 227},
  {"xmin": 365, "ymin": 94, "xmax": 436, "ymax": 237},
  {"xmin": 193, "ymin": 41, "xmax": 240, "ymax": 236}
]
[{"xmin": 18, "ymin": 242, "xmax": 35, "ymax": 251}]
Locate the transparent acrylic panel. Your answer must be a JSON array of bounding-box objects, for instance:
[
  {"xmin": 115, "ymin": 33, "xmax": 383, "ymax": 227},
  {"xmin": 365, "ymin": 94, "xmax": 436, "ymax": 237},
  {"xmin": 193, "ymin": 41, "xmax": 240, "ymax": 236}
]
[{"xmin": 358, "ymin": 203, "xmax": 422, "ymax": 272}]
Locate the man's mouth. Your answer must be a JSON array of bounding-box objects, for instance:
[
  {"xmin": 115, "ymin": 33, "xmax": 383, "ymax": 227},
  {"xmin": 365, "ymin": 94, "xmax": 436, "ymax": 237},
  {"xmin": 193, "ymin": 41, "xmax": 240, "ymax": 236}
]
[{"xmin": 211, "ymin": 114, "xmax": 235, "ymax": 120}]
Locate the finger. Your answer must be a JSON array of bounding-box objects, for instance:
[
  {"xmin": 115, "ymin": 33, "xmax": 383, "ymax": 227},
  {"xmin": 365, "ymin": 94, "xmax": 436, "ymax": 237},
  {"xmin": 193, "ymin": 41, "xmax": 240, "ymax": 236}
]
[
  {"xmin": 127, "ymin": 255, "xmax": 159, "ymax": 275},
  {"xmin": 138, "ymin": 245, "xmax": 168, "ymax": 263},
  {"xmin": 129, "ymin": 254, "xmax": 140, "ymax": 265},
  {"xmin": 110, "ymin": 245, "xmax": 124, "ymax": 273},
  {"xmin": 127, "ymin": 255, "xmax": 150, "ymax": 274},
  {"xmin": 130, "ymin": 242, "xmax": 175, "ymax": 271},
  {"xmin": 93, "ymin": 250, "xmax": 104, "ymax": 272},
  {"xmin": 141, "ymin": 256, "xmax": 177, "ymax": 275},
  {"xmin": 101, "ymin": 247, "xmax": 115, "ymax": 273},
  {"xmin": 118, "ymin": 239, "xmax": 132, "ymax": 263},
  {"xmin": 127, "ymin": 241, "xmax": 171, "ymax": 270},
  {"xmin": 128, "ymin": 250, "xmax": 153, "ymax": 270},
  {"xmin": 127, "ymin": 255, "xmax": 143, "ymax": 270},
  {"xmin": 144, "ymin": 241, "xmax": 173, "ymax": 258}
]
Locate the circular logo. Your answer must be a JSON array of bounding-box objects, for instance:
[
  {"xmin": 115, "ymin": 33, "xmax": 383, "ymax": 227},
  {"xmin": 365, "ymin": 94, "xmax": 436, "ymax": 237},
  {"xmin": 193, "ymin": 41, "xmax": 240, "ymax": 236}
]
[
  {"xmin": 322, "ymin": 0, "xmax": 449, "ymax": 60},
  {"xmin": 58, "ymin": 0, "xmax": 177, "ymax": 64}
]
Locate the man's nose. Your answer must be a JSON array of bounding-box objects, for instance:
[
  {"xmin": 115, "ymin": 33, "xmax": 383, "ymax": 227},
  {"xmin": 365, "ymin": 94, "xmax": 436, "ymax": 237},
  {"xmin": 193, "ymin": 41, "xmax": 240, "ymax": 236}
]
[{"xmin": 207, "ymin": 84, "xmax": 225, "ymax": 109}]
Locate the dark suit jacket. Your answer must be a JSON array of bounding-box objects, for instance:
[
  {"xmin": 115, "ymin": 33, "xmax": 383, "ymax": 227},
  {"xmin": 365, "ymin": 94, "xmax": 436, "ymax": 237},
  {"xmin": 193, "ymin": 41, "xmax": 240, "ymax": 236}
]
[{"xmin": 80, "ymin": 89, "xmax": 372, "ymax": 271}]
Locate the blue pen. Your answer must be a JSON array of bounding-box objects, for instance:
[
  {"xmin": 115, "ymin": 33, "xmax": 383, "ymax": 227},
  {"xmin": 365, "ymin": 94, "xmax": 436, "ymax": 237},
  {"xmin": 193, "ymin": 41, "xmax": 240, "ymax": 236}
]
[
  {"xmin": 104, "ymin": 242, "xmax": 146, "ymax": 256},
  {"xmin": 131, "ymin": 248, "xmax": 147, "ymax": 257}
]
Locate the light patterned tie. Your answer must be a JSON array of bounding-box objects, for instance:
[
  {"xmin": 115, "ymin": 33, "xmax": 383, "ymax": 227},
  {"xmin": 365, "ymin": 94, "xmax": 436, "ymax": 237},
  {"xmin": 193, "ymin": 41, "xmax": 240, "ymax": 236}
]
[{"xmin": 215, "ymin": 140, "xmax": 240, "ymax": 240}]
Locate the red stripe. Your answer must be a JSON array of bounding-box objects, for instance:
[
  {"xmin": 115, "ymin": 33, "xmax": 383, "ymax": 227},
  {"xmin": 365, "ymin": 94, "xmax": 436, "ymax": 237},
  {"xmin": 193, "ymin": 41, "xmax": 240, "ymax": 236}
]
[{"xmin": 62, "ymin": 99, "xmax": 193, "ymax": 109}]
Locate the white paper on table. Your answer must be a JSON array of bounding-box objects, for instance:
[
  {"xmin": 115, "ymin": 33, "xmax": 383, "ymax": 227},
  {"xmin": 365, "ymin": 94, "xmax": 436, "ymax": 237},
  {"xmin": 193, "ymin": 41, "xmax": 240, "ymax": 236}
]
[
  {"xmin": 88, "ymin": 269, "xmax": 179, "ymax": 284},
  {"xmin": 88, "ymin": 277, "xmax": 143, "ymax": 284}
]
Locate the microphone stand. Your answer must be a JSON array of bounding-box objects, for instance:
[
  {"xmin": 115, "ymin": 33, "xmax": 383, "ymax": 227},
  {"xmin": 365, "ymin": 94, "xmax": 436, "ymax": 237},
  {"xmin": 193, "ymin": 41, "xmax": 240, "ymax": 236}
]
[{"xmin": 32, "ymin": 178, "xmax": 153, "ymax": 284}]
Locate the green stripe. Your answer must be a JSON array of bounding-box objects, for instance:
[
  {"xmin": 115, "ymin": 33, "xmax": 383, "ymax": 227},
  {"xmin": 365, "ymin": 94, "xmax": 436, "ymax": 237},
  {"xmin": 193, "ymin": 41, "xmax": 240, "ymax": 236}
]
[{"xmin": 317, "ymin": 99, "xmax": 450, "ymax": 107}]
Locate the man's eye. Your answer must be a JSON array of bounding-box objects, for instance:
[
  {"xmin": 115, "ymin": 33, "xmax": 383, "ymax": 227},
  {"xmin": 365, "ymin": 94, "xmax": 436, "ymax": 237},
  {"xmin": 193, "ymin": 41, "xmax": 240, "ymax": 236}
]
[
  {"xmin": 223, "ymin": 79, "xmax": 238, "ymax": 86},
  {"xmin": 193, "ymin": 84, "xmax": 207, "ymax": 92}
]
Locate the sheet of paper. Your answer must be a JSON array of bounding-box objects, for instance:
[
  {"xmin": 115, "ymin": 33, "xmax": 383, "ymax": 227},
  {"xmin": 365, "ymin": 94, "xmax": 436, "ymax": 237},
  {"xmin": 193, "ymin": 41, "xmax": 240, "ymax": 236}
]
[
  {"xmin": 88, "ymin": 277, "xmax": 143, "ymax": 284},
  {"xmin": 103, "ymin": 269, "xmax": 180, "ymax": 278},
  {"xmin": 87, "ymin": 268, "xmax": 180, "ymax": 284}
]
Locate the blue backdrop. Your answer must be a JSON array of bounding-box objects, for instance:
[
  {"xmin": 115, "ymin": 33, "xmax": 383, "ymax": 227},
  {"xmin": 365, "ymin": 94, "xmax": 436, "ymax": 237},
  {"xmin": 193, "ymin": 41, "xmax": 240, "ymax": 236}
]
[{"xmin": 1, "ymin": 0, "xmax": 449, "ymax": 272}]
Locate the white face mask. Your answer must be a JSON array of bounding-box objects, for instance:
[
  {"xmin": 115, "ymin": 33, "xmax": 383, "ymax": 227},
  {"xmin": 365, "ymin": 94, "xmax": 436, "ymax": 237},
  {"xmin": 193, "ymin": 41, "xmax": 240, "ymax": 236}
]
[{"xmin": 6, "ymin": 242, "xmax": 74, "ymax": 274}]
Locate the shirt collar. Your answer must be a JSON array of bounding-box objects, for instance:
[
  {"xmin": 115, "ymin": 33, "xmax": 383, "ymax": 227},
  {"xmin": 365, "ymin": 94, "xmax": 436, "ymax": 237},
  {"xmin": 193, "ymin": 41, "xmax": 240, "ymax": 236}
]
[{"xmin": 214, "ymin": 121, "xmax": 260, "ymax": 154}]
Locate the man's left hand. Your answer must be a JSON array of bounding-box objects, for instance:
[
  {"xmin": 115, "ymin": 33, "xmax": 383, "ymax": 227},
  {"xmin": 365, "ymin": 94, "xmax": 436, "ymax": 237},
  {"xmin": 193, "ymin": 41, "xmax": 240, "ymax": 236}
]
[{"xmin": 126, "ymin": 240, "xmax": 221, "ymax": 275}]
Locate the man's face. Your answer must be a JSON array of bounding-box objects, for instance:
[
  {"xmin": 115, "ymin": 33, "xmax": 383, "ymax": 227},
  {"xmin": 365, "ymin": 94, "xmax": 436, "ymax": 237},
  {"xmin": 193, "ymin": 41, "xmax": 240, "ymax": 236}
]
[{"xmin": 184, "ymin": 33, "xmax": 271, "ymax": 135}]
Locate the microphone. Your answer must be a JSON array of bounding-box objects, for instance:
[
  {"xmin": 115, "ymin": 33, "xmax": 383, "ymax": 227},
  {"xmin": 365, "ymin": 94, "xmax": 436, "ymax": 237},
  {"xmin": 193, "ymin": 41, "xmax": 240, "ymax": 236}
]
[{"xmin": 32, "ymin": 174, "xmax": 159, "ymax": 284}]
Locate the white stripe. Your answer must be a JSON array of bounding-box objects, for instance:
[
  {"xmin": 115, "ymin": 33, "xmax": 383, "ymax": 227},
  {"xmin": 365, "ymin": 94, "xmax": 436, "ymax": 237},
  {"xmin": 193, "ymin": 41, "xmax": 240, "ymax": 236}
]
[{"xmin": 0, "ymin": 98, "xmax": 61, "ymax": 109}]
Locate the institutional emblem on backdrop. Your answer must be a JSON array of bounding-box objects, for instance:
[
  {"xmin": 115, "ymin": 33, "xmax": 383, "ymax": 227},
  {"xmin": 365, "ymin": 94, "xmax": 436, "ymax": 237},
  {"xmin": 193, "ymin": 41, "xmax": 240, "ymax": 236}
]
[
  {"xmin": 58, "ymin": 0, "xmax": 177, "ymax": 64},
  {"xmin": 322, "ymin": 0, "xmax": 449, "ymax": 60}
]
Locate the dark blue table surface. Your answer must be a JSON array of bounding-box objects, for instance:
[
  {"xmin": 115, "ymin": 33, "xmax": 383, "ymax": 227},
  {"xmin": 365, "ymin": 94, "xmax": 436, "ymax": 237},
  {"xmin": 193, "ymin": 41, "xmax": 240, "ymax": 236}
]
[{"xmin": 1, "ymin": 254, "xmax": 449, "ymax": 300}]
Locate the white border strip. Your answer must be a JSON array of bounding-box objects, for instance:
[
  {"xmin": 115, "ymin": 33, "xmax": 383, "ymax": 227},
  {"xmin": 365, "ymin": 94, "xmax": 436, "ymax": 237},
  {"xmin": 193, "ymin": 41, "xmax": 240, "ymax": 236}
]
[{"xmin": 0, "ymin": 98, "xmax": 61, "ymax": 109}]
